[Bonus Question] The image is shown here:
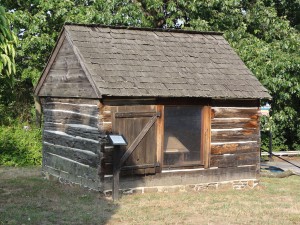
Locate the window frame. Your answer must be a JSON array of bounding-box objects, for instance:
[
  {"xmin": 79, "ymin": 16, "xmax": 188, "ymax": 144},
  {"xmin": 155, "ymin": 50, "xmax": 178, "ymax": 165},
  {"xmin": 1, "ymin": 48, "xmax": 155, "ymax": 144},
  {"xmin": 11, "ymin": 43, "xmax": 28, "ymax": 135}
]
[{"xmin": 157, "ymin": 105, "xmax": 211, "ymax": 171}]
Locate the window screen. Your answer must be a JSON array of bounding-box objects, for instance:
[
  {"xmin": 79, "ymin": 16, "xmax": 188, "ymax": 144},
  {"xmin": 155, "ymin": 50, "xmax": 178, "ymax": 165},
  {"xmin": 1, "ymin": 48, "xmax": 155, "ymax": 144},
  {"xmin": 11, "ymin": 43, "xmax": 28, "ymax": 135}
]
[{"xmin": 164, "ymin": 106, "xmax": 202, "ymax": 167}]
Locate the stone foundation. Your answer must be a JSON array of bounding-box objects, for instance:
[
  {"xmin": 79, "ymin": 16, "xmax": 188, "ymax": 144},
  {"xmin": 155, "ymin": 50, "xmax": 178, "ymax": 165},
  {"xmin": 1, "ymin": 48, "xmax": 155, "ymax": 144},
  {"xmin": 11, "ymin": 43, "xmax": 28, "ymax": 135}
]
[
  {"xmin": 43, "ymin": 164, "xmax": 260, "ymax": 195},
  {"xmin": 103, "ymin": 179, "xmax": 259, "ymax": 196}
]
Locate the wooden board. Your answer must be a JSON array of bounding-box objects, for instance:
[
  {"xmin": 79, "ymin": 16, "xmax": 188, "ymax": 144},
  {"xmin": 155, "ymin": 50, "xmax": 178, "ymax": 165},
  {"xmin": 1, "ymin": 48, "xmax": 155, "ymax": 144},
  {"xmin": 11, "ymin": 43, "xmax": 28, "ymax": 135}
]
[
  {"xmin": 156, "ymin": 105, "xmax": 164, "ymax": 173},
  {"xmin": 43, "ymin": 130, "xmax": 99, "ymax": 153},
  {"xmin": 105, "ymin": 105, "xmax": 158, "ymax": 175},
  {"xmin": 43, "ymin": 142, "xmax": 98, "ymax": 167},
  {"xmin": 201, "ymin": 106, "xmax": 211, "ymax": 169},
  {"xmin": 212, "ymin": 107, "xmax": 259, "ymax": 119},
  {"xmin": 44, "ymin": 110, "xmax": 98, "ymax": 127},
  {"xmin": 210, "ymin": 152, "xmax": 259, "ymax": 168},
  {"xmin": 43, "ymin": 102, "xmax": 99, "ymax": 115},
  {"xmin": 38, "ymin": 38, "xmax": 98, "ymax": 98},
  {"xmin": 211, "ymin": 118, "xmax": 258, "ymax": 129},
  {"xmin": 211, "ymin": 142, "xmax": 259, "ymax": 155},
  {"xmin": 211, "ymin": 129, "xmax": 259, "ymax": 142},
  {"xmin": 44, "ymin": 123, "xmax": 99, "ymax": 140},
  {"xmin": 43, "ymin": 152, "xmax": 98, "ymax": 180}
]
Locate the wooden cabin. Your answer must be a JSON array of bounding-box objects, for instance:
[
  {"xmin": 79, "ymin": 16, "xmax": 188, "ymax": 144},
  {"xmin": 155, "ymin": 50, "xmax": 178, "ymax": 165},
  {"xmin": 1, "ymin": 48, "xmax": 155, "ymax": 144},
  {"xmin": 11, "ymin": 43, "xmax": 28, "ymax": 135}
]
[{"xmin": 35, "ymin": 24, "xmax": 271, "ymax": 194}]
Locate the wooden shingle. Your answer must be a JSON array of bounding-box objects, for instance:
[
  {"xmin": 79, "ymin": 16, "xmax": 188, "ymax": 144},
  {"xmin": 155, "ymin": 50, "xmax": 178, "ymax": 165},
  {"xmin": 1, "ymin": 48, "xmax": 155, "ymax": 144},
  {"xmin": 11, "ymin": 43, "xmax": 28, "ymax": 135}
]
[{"xmin": 36, "ymin": 24, "xmax": 271, "ymax": 99}]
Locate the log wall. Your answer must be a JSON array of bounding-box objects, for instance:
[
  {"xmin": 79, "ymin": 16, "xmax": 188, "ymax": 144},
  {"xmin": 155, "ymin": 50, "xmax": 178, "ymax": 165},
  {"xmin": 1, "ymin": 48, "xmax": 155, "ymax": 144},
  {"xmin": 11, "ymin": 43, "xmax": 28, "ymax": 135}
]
[
  {"xmin": 41, "ymin": 97, "xmax": 261, "ymax": 191},
  {"xmin": 210, "ymin": 107, "xmax": 260, "ymax": 172},
  {"xmin": 41, "ymin": 98, "xmax": 103, "ymax": 190}
]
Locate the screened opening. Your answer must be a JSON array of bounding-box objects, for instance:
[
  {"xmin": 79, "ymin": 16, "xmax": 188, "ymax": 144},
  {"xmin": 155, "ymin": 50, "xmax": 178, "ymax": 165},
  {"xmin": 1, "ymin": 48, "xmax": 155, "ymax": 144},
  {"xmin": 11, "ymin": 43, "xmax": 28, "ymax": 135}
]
[{"xmin": 163, "ymin": 106, "xmax": 202, "ymax": 167}]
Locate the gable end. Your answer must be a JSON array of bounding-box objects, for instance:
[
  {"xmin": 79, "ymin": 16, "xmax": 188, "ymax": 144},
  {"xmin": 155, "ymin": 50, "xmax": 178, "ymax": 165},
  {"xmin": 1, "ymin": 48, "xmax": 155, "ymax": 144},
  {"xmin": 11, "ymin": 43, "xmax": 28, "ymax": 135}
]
[{"xmin": 35, "ymin": 30, "xmax": 98, "ymax": 99}]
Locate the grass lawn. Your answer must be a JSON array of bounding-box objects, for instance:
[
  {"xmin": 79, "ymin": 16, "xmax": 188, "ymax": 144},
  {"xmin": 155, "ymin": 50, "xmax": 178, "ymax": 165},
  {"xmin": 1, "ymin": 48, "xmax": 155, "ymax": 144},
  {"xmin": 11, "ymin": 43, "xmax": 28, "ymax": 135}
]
[{"xmin": 1, "ymin": 167, "xmax": 300, "ymax": 225}]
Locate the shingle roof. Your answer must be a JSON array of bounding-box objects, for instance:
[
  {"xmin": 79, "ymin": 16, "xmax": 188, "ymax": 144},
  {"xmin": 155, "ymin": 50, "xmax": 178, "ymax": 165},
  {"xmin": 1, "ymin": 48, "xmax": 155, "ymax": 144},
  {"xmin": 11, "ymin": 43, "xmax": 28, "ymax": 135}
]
[{"xmin": 64, "ymin": 24, "xmax": 271, "ymax": 99}]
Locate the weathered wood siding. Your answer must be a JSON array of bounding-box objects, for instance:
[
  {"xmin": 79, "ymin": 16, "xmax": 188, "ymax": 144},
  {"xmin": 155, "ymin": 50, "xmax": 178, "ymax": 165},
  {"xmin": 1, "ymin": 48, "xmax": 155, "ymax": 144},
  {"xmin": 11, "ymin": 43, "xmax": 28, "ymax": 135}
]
[
  {"xmin": 210, "ymin": 107, "xmax": 260, "ymax": 171},
  {"xmin": 99, "ymin": 104, "xmax": 158, "ymax": 175},
  {"xmin": 39, "ymin": 38, "xmax": 97, "ymax": 98},
  {"xmin": 41, "ymin": 98, "xmax": 102, "ymax": 190}
]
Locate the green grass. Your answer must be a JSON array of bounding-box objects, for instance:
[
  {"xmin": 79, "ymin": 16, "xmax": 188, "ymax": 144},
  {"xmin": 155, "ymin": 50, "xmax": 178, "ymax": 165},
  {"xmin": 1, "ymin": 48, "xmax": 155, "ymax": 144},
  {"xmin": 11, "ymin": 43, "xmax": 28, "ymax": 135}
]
[{"xmin": 1, "ymin": 167, "xmax": 300, "ymax": 225}]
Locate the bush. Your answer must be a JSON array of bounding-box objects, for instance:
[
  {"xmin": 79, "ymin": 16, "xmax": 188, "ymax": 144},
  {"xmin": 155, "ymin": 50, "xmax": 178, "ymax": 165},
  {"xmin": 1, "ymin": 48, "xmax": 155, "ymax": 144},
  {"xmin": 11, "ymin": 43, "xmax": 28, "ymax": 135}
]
[{"xmin": 0, "ymin": 124, "xmax": 42, "ymax": 166}]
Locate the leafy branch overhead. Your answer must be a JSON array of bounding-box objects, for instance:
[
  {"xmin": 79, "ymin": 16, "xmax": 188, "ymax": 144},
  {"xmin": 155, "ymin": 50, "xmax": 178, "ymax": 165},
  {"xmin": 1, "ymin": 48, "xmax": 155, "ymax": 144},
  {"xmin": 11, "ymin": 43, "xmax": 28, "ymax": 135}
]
[{"xmin": 0, "ymin": 6, "xmax": 17, "ymax": 85}]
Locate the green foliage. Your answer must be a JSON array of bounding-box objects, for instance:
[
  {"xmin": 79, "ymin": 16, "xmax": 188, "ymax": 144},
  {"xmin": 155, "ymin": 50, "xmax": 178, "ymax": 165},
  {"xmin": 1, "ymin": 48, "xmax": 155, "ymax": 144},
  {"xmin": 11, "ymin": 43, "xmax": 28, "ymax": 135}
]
[
  {"xmin": 0, "ymin": 124, "xmax": 42, "ymax": 166},
  {"xmin": 0, "ymin": 5, "xmax": 17, "ymax": 84}
]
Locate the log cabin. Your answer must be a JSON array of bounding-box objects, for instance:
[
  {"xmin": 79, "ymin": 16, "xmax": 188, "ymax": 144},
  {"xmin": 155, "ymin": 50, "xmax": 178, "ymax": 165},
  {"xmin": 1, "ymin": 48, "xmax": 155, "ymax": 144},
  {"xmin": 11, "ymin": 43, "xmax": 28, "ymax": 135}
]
[{"xmin": 35, "ymin": 24, "xmax": 271, "ymax": 194}]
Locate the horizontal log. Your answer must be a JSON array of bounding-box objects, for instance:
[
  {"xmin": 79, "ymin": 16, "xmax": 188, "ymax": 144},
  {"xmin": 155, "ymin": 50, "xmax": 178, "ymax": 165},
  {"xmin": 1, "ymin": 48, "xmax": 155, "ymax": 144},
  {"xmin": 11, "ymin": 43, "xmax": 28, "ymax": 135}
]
[
  {"xmin": 211, "ymin": 142, "xmax": 259, "ymax": 155},
  {"xmin": 211, "ymin": 107, "xmax": 259, "ymax": 119},
  {"xmin": 42, "ymin": 98, "xmax": 99, "ymax": 105},
  {"xmin": 43, "ymin": 130, "xmax": 99, "ymax": 153},
  {"xmin": 99, "ymin": 104, "xmax": 111, "ymax": 112},
  {"xmin": 99, "ymin": 113, "xmax": 112, "ymax": 121},
  {"xmin": 99, "ymin": 121, "xmax": 112, "ymax": 132},
  {"xmin": 43, "ymin": 152, "xmax": 98, "ymax": 180},
  {"xmin": 212, "ymin": 135, "xmax": 259, "ymax": 143},
  {"xmin": 210, "ymin": 154, "xmax": 237, "ymax": 168},
  {"xmin": 211, "ymin": 129, "xmax": 259, "ymax": 142},
  {"xmin": 43, "ymin": 165, "xmax": 102, "ymax": 191},
  {"xmin": 44, "ymin": 123, "xmax": 99, "ymax": 140},
  {"xmin": 212, "ymin": 128, "xmax": 258, "ymax": 135},
  {"xmin": 43, "ymin": 142, "xmax": 98, "ymax": 167},
  {"xmin": 211, "ymin": 118, "xmax": 259, "ymax": 129},
  {"xmin": 43, "ymin": 110, "xmax": 98, "ymax": 127},
  {"xmin": 236, "ymin": 152, "xmax": 259, "ymax": 166},
  {"xmin": 210, "ymin": 152, "xmax": 259, "ymax": 168},
  {"xmin": 101, "ymin": 109, "xmax": 112, "ymax": 116},
  {"xmin": 103, "ymin": 163, "xmax": 156, "ymax": 175},
  {"xmin": 43, "ymin": 102, "xmax": 99, "ymax": 116}
]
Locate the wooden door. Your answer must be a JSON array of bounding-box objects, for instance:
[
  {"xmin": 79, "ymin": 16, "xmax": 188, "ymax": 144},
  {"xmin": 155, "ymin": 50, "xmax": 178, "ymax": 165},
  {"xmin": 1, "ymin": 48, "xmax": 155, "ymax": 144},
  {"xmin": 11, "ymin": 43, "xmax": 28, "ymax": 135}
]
[{"xmin": 113, "ymin": 107, "xmax": 158, "ymax": 174}]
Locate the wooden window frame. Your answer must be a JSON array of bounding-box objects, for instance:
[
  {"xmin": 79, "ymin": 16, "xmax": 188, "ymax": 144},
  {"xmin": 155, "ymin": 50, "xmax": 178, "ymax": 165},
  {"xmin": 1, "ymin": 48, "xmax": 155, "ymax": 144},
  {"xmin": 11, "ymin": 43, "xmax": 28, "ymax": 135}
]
[{"xmin": 157, "ymin": 105, "xmax": 211, "ymax": 171}]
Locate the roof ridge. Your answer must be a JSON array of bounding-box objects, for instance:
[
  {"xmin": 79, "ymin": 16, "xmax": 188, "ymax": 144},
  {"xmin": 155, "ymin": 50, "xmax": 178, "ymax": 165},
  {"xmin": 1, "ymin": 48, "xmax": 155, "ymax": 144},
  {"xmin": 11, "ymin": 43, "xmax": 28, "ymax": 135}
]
[{"xmin": 64, "ymin": 22, "xmax": 223, "ymax": 36}]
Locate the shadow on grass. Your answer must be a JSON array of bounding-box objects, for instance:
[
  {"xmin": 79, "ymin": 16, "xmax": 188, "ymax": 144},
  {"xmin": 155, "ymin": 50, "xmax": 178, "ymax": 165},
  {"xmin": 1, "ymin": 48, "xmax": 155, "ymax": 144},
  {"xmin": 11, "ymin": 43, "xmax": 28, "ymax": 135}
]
[{"xmin": 0, "ymin": 167, "xmax": 118, "ymax": 225}]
